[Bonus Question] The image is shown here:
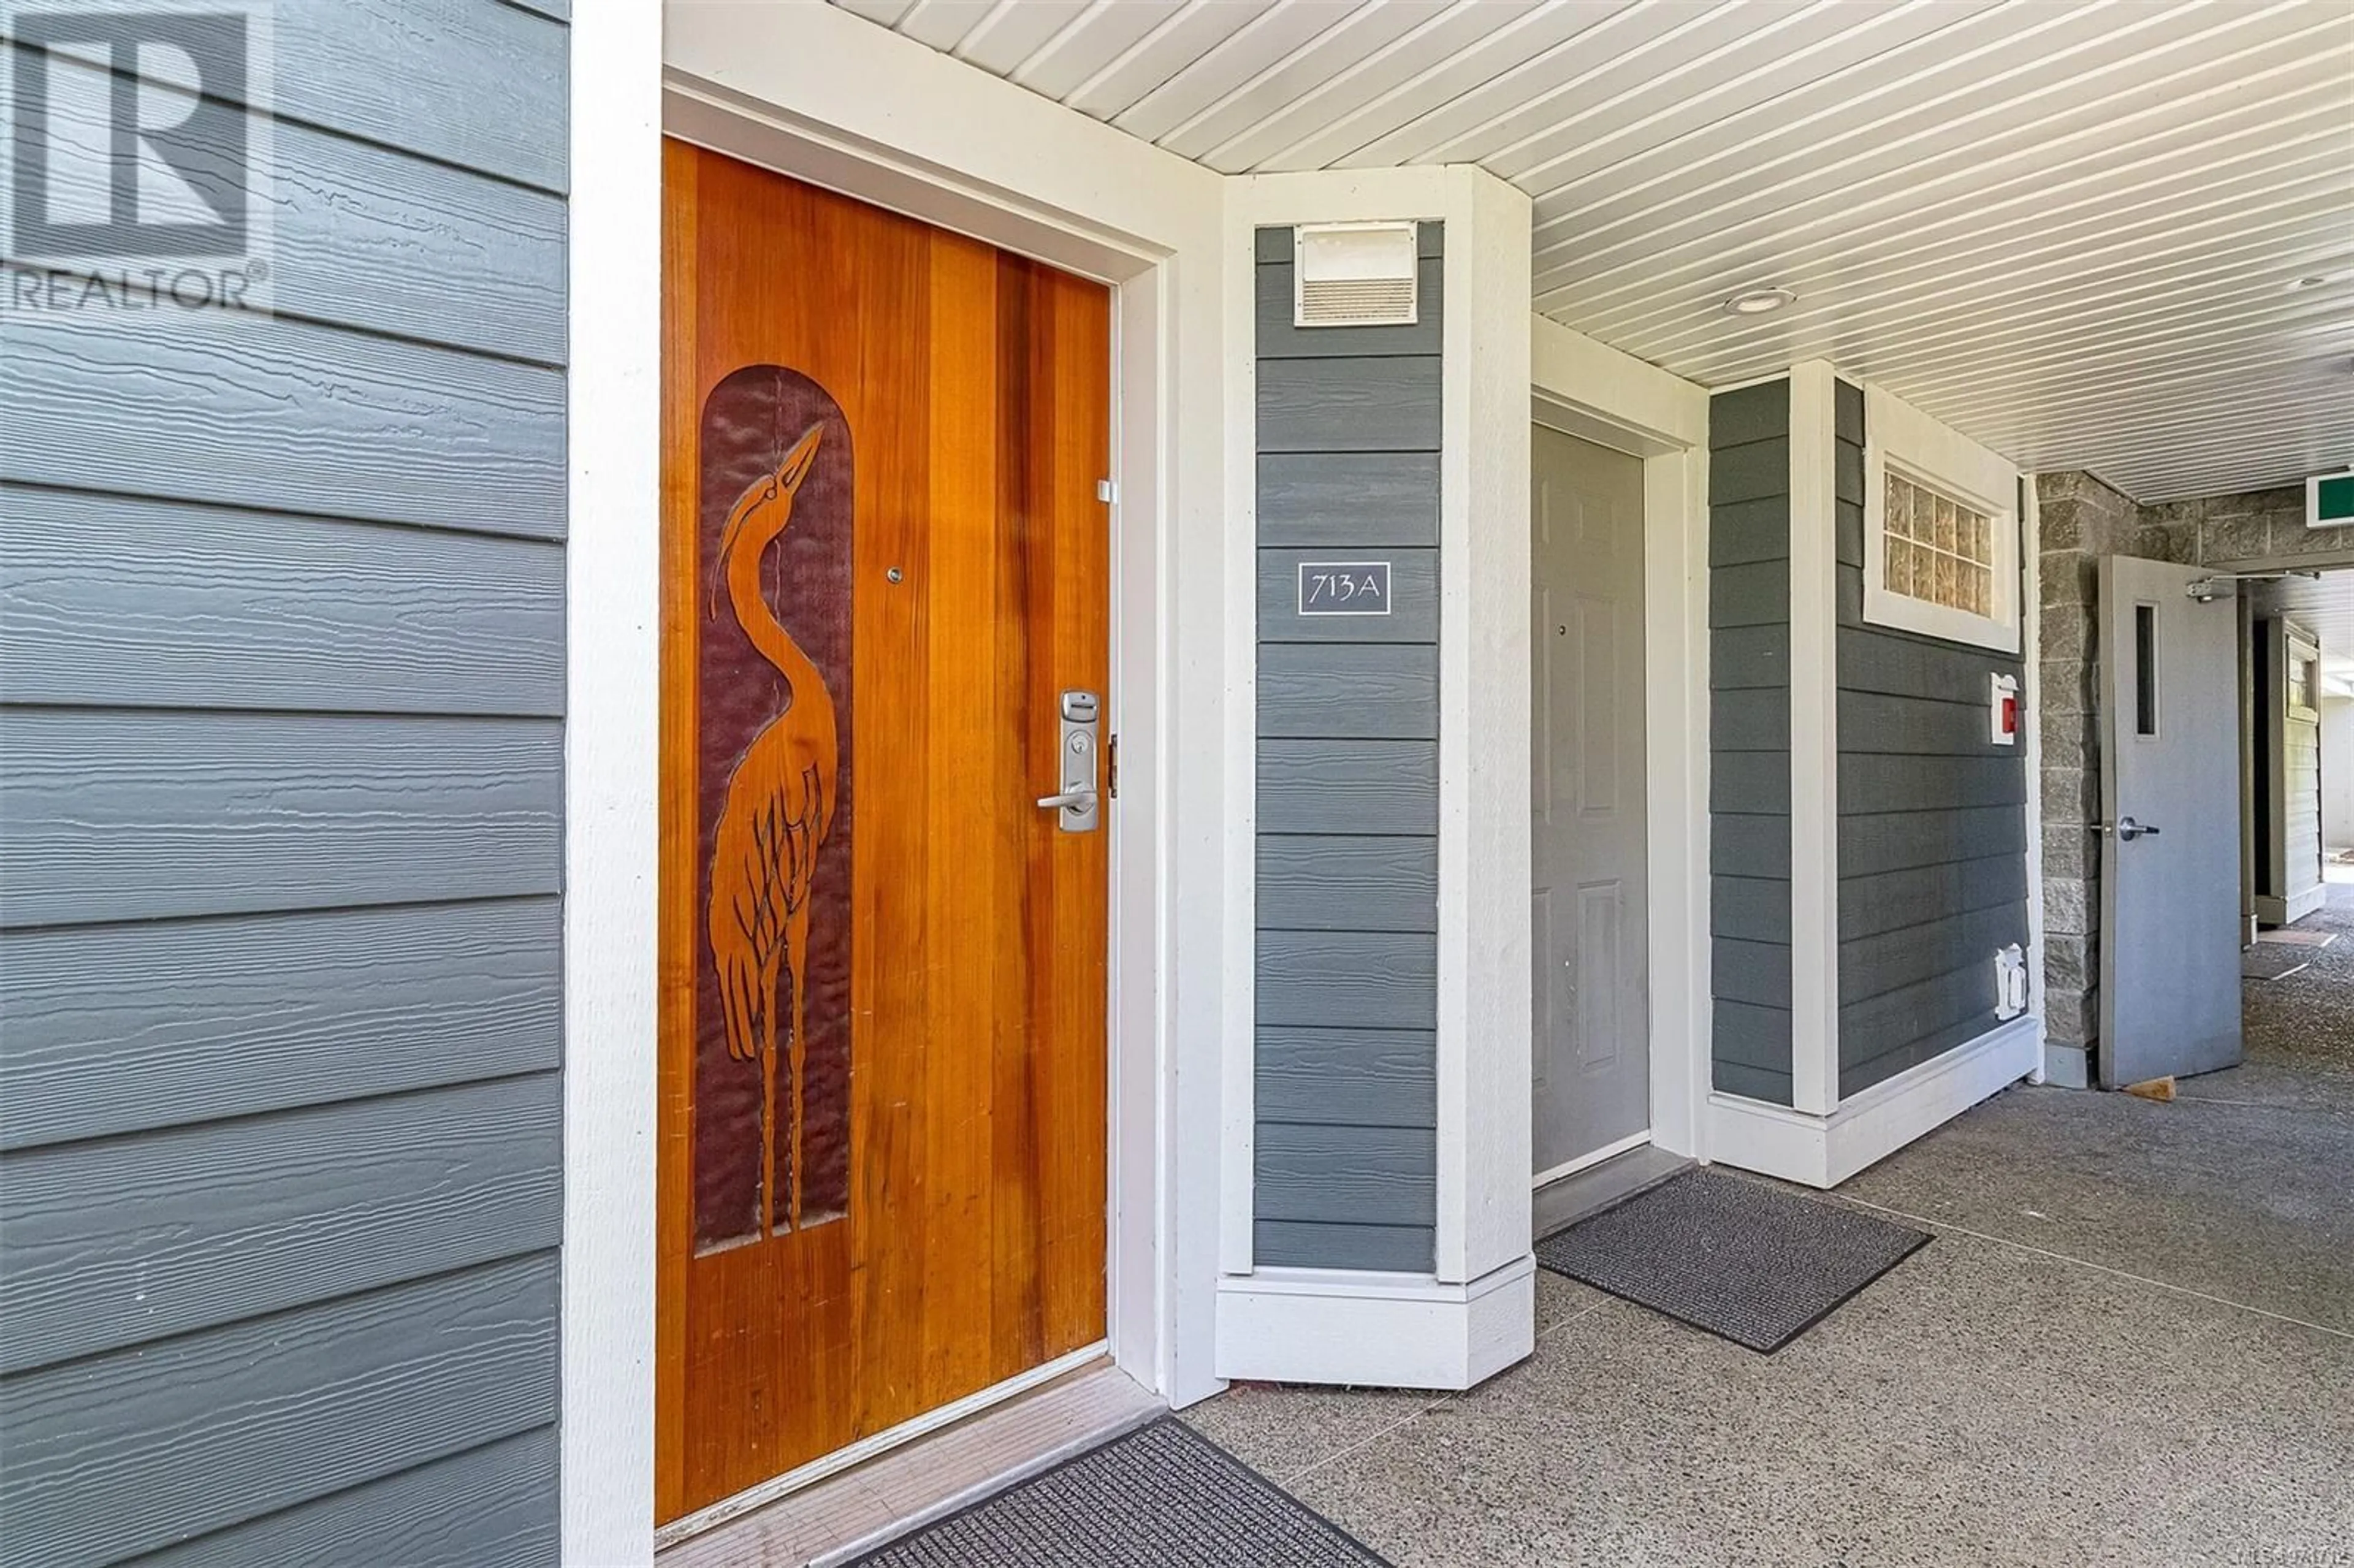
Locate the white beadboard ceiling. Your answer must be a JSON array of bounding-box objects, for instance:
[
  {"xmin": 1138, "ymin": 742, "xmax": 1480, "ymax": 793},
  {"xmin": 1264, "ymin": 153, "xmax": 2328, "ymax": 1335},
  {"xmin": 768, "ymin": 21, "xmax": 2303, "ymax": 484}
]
[{"xmin": 829, "ymin": 0, "xmax": 2353, "ymax": 502}]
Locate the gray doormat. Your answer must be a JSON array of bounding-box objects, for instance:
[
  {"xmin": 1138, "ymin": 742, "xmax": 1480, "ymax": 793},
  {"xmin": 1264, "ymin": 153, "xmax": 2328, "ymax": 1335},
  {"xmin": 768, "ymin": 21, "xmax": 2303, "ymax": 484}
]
[
  {"xmin": 2243, "ymin": 945, "xmax": 2312, "ymax": 981},
  {"xmin": 847, "ymin": 1417, "xmax": 1389, "ymax": 1567},
  {"xmin": 2255, "ymin": 926, "xmax": 2336, "ymax": 948},
  {"xmin": 1535, "ymin": 1168, "xmax": 1930, "ymax": 1353}
]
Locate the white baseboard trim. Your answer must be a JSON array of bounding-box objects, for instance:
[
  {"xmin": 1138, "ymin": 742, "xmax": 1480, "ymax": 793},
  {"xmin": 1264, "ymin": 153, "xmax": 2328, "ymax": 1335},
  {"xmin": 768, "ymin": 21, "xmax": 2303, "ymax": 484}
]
[
  {"xmin": 1213, "ymin": 1256, "xmax": 1535, "ymax": 1390},
  {"xmin": 1707, "ymin": 1015, "xmax": 2041, "ymax": 1188}
]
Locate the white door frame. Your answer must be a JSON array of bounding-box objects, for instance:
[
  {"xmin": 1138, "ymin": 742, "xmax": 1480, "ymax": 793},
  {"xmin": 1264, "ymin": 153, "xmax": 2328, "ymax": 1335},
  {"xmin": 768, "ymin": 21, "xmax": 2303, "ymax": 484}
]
[
  {"xmin": 566, "ymin": 6, "xmax": 1232, "ymax": 1560},
  {"xmin": 1529, "ymin": 315, "xmax": 1712, "ymax": 1165}
]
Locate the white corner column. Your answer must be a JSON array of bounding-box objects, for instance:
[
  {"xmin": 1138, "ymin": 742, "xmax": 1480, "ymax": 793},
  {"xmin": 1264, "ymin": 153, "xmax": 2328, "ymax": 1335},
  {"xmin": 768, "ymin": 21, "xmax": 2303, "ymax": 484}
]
[{"xmin": 1214, "ymin": 166, "xmax": 1535, "ymax": 1390}]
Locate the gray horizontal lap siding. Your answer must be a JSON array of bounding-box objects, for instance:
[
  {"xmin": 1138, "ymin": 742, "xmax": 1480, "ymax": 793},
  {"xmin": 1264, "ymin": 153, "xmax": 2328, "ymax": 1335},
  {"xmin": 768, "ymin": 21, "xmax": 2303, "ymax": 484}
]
[
  {"xmin": 1253, "ymin": 225, "xmax": 1441, "ymax": 1273},
  {"xmin": 1709, "ymin": 380, "xmax": 1794, "ymax": 1105},
  {"xmin": 1832, "ymin": 379, "xmax": 2028, "ymax": 1098},
  {"xmin": 0, "ymin": 8, "xmax": 566, "ymax": 1563}
]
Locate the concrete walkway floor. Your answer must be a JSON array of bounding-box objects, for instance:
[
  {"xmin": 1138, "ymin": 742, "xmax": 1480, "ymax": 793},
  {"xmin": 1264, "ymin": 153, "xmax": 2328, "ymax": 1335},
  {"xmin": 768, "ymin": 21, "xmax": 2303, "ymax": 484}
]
[{"xmin": 1186, "ymin": 988, "xmax": 2354, "ymax": 1562}]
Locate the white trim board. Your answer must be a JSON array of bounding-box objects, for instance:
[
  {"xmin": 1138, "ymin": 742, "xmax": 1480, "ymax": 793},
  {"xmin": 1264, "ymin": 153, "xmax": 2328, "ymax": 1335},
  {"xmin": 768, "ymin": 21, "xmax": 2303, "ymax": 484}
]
[
  {"xmin": 1786, "ymin": 361, "xmax": 1840, "ymax": 1118},
  {"xmin": 562, "ymin": 1, "xmax": 663, "ymax": 1561},
  {"xmin": 1214, "ymin": 1259, "xmax": 1535, "ymax": 1390},
  {"xmin": 1707, "ymin": 1014, "xmax": 2040, "ymax": 1188},
  {"xmin": 2019, "ymin": 473, "xmax": 2050, "ymax": 1085}
]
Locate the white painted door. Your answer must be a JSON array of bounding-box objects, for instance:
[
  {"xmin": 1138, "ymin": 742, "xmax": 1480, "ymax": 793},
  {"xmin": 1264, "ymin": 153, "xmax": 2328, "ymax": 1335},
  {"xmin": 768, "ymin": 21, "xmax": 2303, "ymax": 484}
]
[
  {"xmin": 2097, "ymin": 555, "xmax": 2242, "ymax": 1087},
  {"xmin": 1531, "ymin": 425, "xmax": 1650, "ymax": 1179}
]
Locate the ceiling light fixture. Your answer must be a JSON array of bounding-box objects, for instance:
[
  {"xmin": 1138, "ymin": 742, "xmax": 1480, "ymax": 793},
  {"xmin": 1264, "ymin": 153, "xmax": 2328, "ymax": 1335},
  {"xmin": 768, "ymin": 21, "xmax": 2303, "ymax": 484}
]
[{"xmin": 1724, "ymin": 286, "xmax": 1796, "ymax": 316}]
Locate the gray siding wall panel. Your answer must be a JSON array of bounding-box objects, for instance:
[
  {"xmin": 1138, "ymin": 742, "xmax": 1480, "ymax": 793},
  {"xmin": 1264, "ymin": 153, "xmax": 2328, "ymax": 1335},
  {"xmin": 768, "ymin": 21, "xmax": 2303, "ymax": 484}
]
[
  {"xmin": 2, "ymin": 490, "xmax": 565, "ymax": 715},
  {"xmin": 1259, "ymin": 836, "xmax": 1438, "ymax": 932},
  {"xmin": 1257, "ymin": 931, "xmax": 1438, "ymax": 1031},
  {"xmin": 131, "ymin": 1430, "xmax": 560, "ymax": 1568},
  {"xmin": 1258, "ymin": 644, "xmax": 1438, "ymax": 739},
  {"xmin": 1257, "ymin": 358, "xmax": 1443, "ymax": 453},
  {"xmin": 0, "ymin": 711, "xmax": 563, "ymax": 927},
  {"xmin": 1, "ymin": 312, "xmax": 567, "ymax": 538},
  {"xmin": 1252, "ymin": 226, "xmax": 1441, "ymax": 1271},
  {"xmin": 1708, "ymin": 379, "xmax": 1794, "ymax": 1103},
  {"xmin": 1839, "ymin": 807, "xmax": 2025, "ymax": 878},
  {"xmin": 1711, "ymin": 624, "xmax": 1790, "ymax": 688},
  {"xmin": 0, "ymin": 1258, "xmax": 558, "ymax": 1568},
  {"xmin": 1841, "ymin": 905, "xmax": 2028, "ymax": 1008},
  {"xmin": 1256, "ymin": 1027, "xmax": 1438, "ymax": 1127},
  {"xmin": 1254, "ymin": 1125, "xmax": 1438, "ymax": 1227},
  {"xmin": 192, "ymin": 0, "xmax": 569, "ymax": 192},
  {"xmin": 1257, "ymin": 739, "xmax": 1439, "ymax": 835},
  {"xmin": 0, "ymin": 1073, "xmax": 561, "ymax": 1373},
  {"xmin": 28, "ymin": 52, "xmax": 563, "ymax": 361},
  {"xmin": 1254, "ymin": 1221, "xmax": 1434, "ymax": 1273},
  {"xmin": 1714, "ymin": 937, "xmax": 1795, "ymax": 1008},
  {"xmin": 0, "ymin": 898, "xmax": 562, "ymax": 1151},
  {"xmin": 0, "ymin": 7, "xmax": 568, "ymax": 1552},
  {"xmin": 1257, "ymin": 453, "xmax": 1441, "ymax": 547},
  {"xmin": 1714, "ymin": 1000, "xmax": 1796, "ymax": 1068},
  {"xmin": 1832, "ymin": 380, "xmax": 2029, "ymax": 1096}
]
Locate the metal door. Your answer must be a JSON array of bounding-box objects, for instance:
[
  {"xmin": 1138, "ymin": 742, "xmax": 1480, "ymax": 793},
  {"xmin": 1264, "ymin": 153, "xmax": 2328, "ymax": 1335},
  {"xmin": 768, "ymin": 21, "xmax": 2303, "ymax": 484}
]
[{"xmin": 2097, "ymin": 556, "xmax": 2242, "ymax": 1086}]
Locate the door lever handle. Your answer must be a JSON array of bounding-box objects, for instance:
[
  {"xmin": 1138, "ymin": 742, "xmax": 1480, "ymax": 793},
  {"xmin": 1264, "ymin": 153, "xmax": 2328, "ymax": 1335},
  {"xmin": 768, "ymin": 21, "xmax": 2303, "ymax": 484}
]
[
  {"xmin": 1036, "ymin": 790, "xmax": 1095, "ymax": 812},
  {"xmin": 2092, "ymin": 817, "xmax": 2161, "ymax": 841}
]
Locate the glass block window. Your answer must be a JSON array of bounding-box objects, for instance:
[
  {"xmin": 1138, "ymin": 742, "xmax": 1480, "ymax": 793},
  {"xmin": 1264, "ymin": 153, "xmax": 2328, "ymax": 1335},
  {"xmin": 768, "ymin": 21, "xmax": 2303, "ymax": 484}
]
[{"xmin": 1881, "ymin": 470, "xmax": 1994, "ymax": 618}]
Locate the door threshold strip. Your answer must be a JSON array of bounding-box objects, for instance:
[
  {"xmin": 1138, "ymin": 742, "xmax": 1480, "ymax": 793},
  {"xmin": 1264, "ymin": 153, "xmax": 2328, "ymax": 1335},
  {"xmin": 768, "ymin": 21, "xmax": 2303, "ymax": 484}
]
[
  {"xmin": 1533, "ymin": 1129, "xmax": 1653, "ymax": 1190},
  {"xmin": 656, "ymin": 1341, "xmax": 1114, "ymax": 1552}
]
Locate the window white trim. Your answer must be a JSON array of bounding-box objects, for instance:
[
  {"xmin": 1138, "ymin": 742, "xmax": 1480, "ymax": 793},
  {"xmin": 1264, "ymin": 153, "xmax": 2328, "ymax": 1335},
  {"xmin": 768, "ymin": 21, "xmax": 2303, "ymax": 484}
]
[{"xmin": 1862, "ymin": 384, "xmax": 2022, "ymax": 655}]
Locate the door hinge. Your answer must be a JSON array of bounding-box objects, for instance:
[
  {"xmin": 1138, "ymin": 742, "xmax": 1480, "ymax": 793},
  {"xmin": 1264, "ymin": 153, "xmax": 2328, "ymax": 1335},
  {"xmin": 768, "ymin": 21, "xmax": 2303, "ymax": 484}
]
[
  {"xmin": 1107, "ymin": 732, "xmax": 1119, "ymax": 800},
  {"xmin": 1096, "ymin": 479, "xmax": 1117, "ymax": 504}
]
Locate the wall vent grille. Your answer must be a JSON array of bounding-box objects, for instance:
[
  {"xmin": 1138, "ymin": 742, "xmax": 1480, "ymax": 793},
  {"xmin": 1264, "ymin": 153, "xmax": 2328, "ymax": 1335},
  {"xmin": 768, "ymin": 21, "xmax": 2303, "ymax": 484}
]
[{"xmin": 1295, "ymin": 221, "xmax": 1418, "ymax": 328}]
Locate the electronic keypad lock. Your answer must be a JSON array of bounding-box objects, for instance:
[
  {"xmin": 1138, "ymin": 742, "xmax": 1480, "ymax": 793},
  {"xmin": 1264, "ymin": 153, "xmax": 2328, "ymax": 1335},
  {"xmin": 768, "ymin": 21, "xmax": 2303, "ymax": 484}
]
[{"xmin": 1035, "ymin": 690, "xmax": 1101, "ymax": 832}]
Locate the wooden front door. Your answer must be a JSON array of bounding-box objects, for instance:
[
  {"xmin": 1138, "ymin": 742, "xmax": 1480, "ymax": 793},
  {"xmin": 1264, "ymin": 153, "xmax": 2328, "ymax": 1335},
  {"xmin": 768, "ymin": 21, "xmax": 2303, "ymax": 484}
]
[{"xmin": 657, "ymin": 142, "xmax": 1111, "ymax": 1524}]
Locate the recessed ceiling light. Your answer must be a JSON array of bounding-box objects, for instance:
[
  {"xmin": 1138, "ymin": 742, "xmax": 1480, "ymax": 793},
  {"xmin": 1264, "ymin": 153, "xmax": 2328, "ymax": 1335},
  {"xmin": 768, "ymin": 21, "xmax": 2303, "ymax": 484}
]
[{"xmin": 1724, "ymin": 286, "xmax": 1796, "ymax": 316}]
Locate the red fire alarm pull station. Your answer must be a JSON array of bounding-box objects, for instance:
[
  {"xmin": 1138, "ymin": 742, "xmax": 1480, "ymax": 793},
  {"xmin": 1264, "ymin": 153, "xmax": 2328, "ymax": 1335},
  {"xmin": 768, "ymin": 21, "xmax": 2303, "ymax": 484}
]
[{"xmin": 1990, "ymin": 672, "xmax": 2019, "ymax": 745}]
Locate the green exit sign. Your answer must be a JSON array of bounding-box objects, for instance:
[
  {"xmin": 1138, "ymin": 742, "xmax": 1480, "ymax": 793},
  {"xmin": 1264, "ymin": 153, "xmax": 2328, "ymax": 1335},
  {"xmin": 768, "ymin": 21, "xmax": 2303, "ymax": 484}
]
[{"xmin": 2313, "ymin": 471, "xmax": 2354, "ymax": 528}]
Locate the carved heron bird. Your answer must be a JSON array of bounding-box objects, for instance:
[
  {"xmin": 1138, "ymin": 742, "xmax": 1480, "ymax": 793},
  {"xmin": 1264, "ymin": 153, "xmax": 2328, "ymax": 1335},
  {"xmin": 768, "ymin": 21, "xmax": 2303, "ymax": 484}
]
[{"xmin": 707, "ymin": 422, "xmax": 838, "ymax": 1231}]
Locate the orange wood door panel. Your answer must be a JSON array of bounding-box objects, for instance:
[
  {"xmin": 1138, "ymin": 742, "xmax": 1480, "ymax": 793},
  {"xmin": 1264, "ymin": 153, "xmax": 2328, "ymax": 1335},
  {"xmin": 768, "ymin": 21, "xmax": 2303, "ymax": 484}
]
[{"xmin": 657, "ymin": 142, "xmax": 1110, "ymax": 1524}]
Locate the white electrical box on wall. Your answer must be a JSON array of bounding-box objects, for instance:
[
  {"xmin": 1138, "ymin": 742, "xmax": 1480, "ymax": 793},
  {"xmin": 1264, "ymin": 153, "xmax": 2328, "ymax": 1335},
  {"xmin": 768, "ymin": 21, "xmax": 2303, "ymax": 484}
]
[
  {"xmin": 1293, "ymin": 221, "xmax": 1419, "ymax": 328},
  {"xmin": 1994, "ymin": 943, "xmax": 2028, "ymax": 1021},
  {"xmin": 1989, "ymin": 671, "xmax": 2019, "ymax": 746}
]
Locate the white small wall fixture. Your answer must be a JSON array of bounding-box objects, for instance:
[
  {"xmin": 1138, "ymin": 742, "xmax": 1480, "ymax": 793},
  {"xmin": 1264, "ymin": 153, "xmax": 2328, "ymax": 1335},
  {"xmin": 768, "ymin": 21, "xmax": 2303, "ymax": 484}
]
[{"xmin": 1215, "ymin": 164, "xmax": 1536, "ymax": 1390}]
